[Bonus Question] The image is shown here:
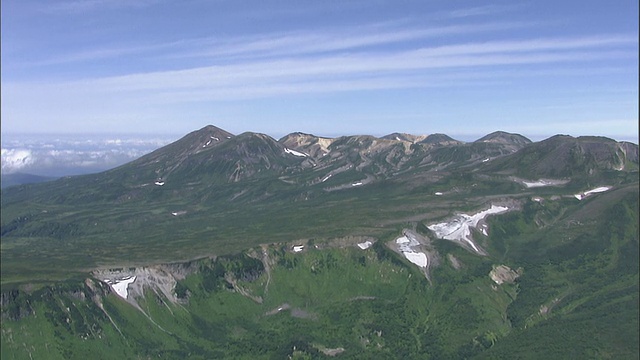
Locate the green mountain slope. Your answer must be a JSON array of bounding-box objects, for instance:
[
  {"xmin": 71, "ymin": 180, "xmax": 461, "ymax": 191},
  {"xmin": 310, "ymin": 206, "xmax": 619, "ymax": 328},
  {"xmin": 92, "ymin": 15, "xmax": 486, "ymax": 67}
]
[
  {"xmin": 1, "ymin": 125, "xmax": 638, "ymax": 359},
  {"xmin": 1, "ymin": 188, "xmax": 636, "ymax": 358},
  {"xmin": 479, "ymin": 185, "xmax": 639, "ymax": 359},
  {"xmin": 485, "ymin": 135, "xmax": 639, "ymax": 180}
]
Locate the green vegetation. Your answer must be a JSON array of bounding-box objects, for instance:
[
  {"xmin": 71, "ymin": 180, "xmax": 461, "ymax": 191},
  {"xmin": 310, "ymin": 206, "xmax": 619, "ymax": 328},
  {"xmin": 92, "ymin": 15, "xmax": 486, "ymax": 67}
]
[
  {"xmin": 2, "ymin": 187, "xmax": 637, "ymax": 358},
  {"xmin": 1, "ymin": 128, "xmax": 638, "ymax": 358},
  {"xmin": 1, "ymin": 246, "xmax": 516, "ymax": 359}
]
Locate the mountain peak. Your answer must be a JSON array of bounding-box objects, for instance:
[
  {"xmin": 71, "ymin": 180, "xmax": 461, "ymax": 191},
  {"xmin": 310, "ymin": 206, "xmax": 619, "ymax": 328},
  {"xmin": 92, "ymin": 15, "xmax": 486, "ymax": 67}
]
[
  {"xmin": 380, "ymin": 133, "xmax": 427, "ymax": 143},
  {"xmin": 162, "ymin": 125, "xmax": 234, "ymax": 153},
  {"xmin": 475, "ymin": 131, "xmax": 531, "ymax": 145},
  {"xmin": 420, "ymin": 133, "xmax": 462, "ymax": 145},
  {"xmin": 279, "ymin": 132, "xmax": 335, "ymax": 157},
  {"xmin": 122, "ymin": 125, "xmax": 234, "ymax": 172},
  {"xmin": 193, "ymin": 125, "xmax": 234, "ymax": 138}
]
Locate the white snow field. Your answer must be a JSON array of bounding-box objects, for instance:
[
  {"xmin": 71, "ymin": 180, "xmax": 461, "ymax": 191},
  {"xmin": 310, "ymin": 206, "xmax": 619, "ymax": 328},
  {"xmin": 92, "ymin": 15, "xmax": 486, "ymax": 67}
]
[
  {"xmin": 357, "ymin": 241, "xmax": 373, "ymax": 250},
  {"xmin": 523, "ymin": 180, "xmax": 552, "ymax": 188},
  {"xmin": 284, "ymin": 148, "xmax": 308, "ymax": 157},
  {"xmin": 111, "ymin": 276, "xmax": 137, "ymax": 299},
  {"xmin": 395, "ymin": 235, "xmax": 428, "ymax": 267},
  {"xmin": 427, "ymin": 205, "xmax": 509, "ymax": 253},
  {"xmin": 574, "ymin": 186, "xmax": 610, "ymax": 200},
  {"xmin": 517, "ymin": 178, "xmax": 569, "ymax": 188}
]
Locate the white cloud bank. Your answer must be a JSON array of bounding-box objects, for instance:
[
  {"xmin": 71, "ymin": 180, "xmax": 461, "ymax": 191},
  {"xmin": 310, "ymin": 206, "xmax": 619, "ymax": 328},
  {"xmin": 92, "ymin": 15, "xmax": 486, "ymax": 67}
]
[
  {"xmin": 1, "ymin": 149, "xmax": 35, "ymax": 174},
  {"xmin": 1, "ymin": 135, "xmax": 173, "ymax": 176}
]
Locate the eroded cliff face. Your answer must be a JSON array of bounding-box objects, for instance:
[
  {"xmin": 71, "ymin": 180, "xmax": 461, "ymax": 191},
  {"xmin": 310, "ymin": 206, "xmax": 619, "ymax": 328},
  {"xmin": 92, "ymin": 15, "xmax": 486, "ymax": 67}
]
[
  {"xmin": 0, "ymin": 235, "xmax": 381, "ymax": 323},
  {"xmin": 92, "ymin": 262, "xmax": 197, "ymax": 306}
]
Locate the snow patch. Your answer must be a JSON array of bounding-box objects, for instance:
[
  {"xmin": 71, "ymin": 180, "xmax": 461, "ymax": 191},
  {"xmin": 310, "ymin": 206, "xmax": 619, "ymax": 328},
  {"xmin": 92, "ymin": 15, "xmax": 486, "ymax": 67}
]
[
  {"xmin": 479, "ymin": 223, "xmax": 489, "ymax": 236},
  {"xmin": 351, "ymin": 182, "xmax": 363, "ymax": 187},
  {"xmin": 519, "ymin": 178, "xmax": 569, "ymax": 188},
  {"xmin": 396, "ymin": 235, "xmax": 428, "ymax": 267},
  {"xmin": 574, "ymin": 186, "xmax": 610, "ymax": 200},
  {"xmin": 404, "ymin": 252, "xmax": 427, "ymax": 267},
  {"xmin": 284, "ymin": 148, "xmax": 307, "ymax": 157},
  {"xmin": 155, "ymin": 181, "xmax": 165, "ymax": 186},
  {"xmin": 203, "ymin": 136, "xmax": 219, "ymax": 147},
  {"xmin": 434, "ymin": 192, "xmax": 443, "ymax": 196},
  {"xmin": 357, "ymin": 241, "xmax": 373, "ymax": 250},
  {"xmin": 111, "ymin": 276, "xmax": 136, "ymax": 299},
  {"xmin": 523, "ymin": 180, "xmax": 550, "ymax": 188},
  {"xmin": 427, "ymin": 205, "xmax": 509, "ymax": 253},
  {"xmin": 321, "ymin": 174, "xmax": 332, "ymax": 182}
]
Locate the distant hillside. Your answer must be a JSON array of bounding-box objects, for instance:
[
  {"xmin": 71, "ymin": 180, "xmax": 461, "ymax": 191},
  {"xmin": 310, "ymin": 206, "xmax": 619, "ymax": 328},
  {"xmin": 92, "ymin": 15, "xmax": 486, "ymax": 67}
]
[
  {"xmin": 484, "ymin": 135, "xmax": 639, "ymax": 180},
  {"xmin": 1, "ymin": 172, "xmax": 56, "ymax": 188}
]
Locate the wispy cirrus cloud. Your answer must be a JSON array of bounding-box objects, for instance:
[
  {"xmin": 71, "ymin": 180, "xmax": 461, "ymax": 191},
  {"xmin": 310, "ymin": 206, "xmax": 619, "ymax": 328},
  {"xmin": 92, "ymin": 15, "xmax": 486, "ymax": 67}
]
[
  {"xmin": 20, "ymin": 21, "xmax": 531, "ymax": 68},
  {"xmin": 73, "ymin": 35, "xmax": 638, "ymax": 91},
  {"xmin": 3, "ymin": 10, "xmax": 637, "ymax": 138},
  {"xmin": 23, "ymin": 40, "xmax": 186, "ymax": 67},
  {"xmin": 44, "ymin": 0, "xmax": 162, "ymax": 13},
  {"xmin": 175, "ymin": 21, "xmax": 534, "ymax": 61},
  {"xmin": 448, "ymin": 4, "xmax": 521, "ymax": 19},
  {"xmin": 18, "ymin": 18, "xmax": 632, "ymax": 82},
  {"xmin": 5, "ymin": 34, "xmax": 635, "ymax": 103}
]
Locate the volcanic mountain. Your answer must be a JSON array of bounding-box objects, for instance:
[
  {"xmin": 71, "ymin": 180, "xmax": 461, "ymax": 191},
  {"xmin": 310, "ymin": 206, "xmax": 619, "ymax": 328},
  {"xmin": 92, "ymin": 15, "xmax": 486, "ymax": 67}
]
[{"xmin": 1, "ymin": 125, "xmax": 638, "ymax": 359}]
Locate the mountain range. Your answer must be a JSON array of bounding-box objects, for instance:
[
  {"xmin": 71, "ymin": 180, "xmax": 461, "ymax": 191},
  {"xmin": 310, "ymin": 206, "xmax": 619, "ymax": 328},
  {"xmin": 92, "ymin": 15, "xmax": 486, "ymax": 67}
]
[{"xmin": 1, "ymin": 125, "xmax": 638, "ymax": 359}]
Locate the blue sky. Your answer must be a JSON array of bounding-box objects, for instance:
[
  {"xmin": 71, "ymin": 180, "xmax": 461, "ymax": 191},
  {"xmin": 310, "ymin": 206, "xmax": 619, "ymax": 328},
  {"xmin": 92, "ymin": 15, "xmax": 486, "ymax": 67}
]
[{"xmin": 1, "ymin": 0, "xmax": 638, "ymax": 141}]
